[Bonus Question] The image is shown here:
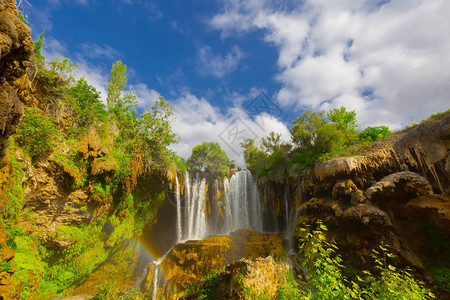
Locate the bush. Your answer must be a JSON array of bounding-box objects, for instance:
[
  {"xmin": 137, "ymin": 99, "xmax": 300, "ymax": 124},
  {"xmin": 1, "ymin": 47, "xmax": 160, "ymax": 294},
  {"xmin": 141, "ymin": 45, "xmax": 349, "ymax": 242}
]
[
  {"xmin": 296, "ymin": 221, "xmax": 434, "ymax": 299},
  {"xmin": 359, "ymin": 125, "xmax": 391, "ymax": 142},
  {"xmin": 16, "ymin": 108, "xmax": 58, "ymax": 161}
]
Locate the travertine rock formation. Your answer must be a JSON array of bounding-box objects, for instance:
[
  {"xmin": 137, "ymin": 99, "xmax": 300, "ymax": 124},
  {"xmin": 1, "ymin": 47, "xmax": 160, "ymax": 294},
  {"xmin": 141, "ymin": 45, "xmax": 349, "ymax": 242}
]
[
  {"xmin": 146, "ymin": 228, "xmax": 284, "ymax": 299},
  {"xmin": 0, "ymin": 1, "xmax": 33, "ymax": 297},
  {"xmin": 182, "ymin": 256, "xmax": 289, "ymax": 300},
  {"xmin": 0, "ymin": 0, "xmax": 33, "ymax": 168},
  {"xmin": 299, "ymin": 112, "xmax": 450, "ymax": 269}
]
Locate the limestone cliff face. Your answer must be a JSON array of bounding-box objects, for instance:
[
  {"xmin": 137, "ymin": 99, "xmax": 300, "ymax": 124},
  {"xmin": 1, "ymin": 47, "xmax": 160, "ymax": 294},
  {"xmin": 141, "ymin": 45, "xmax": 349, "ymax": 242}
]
[
  {"xmin": 298, "ymin": 112, "xmax": 450, "ymax": 269},
  {"xmin": 0, "ymin": 0, "xmax": 34, "ymax": 168},
  {"xmin": 0, "ymin": 1, "xmax": 33, "ymax": 296},
  {"xmin": 182, "ymin": 256, "xmax": 289, "ymax": 300},
  {"xmin": 145, "ymin": 228, "xmax": 284, "ymax": 299}
]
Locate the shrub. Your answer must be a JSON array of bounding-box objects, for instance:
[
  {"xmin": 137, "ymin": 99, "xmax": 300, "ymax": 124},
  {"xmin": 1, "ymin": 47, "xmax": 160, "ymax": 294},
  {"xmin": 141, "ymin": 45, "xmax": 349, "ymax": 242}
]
[
  {"xmin": 16, "ymin": 108, "xmax": 58, "ymax": 162},
  {"xmin": 297, "ymin": 221, "xmax": 434, "ymax": 299},
  {"xmin": 359, "ymin": 125, "xmax": 392, "ymax": 142}
]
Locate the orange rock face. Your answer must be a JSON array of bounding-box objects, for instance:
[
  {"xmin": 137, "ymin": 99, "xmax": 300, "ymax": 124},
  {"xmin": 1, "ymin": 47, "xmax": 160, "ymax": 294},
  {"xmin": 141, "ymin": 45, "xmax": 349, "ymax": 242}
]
[{"xmin": 145, "ymin": 228, "xmax": 284, "ymax": 299}]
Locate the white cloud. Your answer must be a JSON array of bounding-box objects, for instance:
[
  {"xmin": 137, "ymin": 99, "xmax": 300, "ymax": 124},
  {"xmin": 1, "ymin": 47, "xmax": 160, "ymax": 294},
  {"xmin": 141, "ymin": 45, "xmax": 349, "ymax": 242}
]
[
  {"xmin": 196, "ymin": 45, "xmax": 244, "ymax": 78},
  {"xmin": 80, "ymin": 43, "xmax": 121, "ymax": 60},
  {"xmin": 211, "ymin": 0, "xmax": 450, "ymax": 129},
  {"xmin": 169, "ymin": 92, "xmax": 290, "ymax": 165},
  {"xmin": 131, "ymin": 83, "xmax": 161, "ymax": 111}
]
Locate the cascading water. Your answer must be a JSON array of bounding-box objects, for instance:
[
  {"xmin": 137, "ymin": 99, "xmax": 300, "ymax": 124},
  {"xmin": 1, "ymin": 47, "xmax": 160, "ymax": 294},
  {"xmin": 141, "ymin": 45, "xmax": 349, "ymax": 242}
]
[
  {"xmin": 175, "ymin": 176, "xmax": 182, "ymax": 243},
  {"xmin": 151, "ymin": 266, "xmax": 159, "ymax": 300},
  {"xmin": 182, "ymin": 173, "xmax": 207, "ymax": 240},
  {"xmin": 222, "ymin": 170, "xmax": 262, "ymax": 234},
  {"xmin": 150, "ymin": 170, "xmax": 263, "ymax": 298},
  {"xmin": 176, "ymin": 170, "xmax": 263, "ymax": 241}
]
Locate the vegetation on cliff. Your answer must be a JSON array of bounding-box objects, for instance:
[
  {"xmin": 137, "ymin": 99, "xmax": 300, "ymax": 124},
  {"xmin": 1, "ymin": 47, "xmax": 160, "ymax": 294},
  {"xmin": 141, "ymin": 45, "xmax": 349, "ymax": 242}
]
[
  {"xmin": 242, "ymin": 106, "xmax": 394, "ymax": 178},
  {"xmin": 184, "ymin": 223, "xmax": 435, "ymax": 299},
  {"xmin": 187, "ymin": 141, "xmax": 234, "ymax": 178},
  {"xmin": 0, "ymin": 30, "xmax": 180, "ymax": 298},
  {"xmin": 0, "ymin": 4, "xmax": 448, "ymax": 299}
]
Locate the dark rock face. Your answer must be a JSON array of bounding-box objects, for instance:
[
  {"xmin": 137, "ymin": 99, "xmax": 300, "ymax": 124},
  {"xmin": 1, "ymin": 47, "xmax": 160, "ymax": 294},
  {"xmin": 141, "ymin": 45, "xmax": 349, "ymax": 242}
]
[
  {"xmin": 0, "ymin": 0, "xmax": 34, "ymax": 168},
  {"xmin": 298, "ymin": 113, "xmax": 450, "ymax": 270}
]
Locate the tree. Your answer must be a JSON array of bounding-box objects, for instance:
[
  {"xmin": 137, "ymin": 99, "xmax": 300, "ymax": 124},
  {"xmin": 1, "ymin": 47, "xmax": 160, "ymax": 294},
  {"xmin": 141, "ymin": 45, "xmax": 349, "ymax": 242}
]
[
  {"xmin": 240, "ymin": 138, "xmax": 266, "ymax": 171},
  {"xmin": 188, "ymin": 142, "xmax": 231, "ymax": 177},
  {"xmin": 290, "ymin": 110, "xmax": 326, "ymax": 148},
  {"xmin": 67, "ymin": 77, "xmax": 106, "ymax": 132},
  {"xmin": 139, "ymin": 97, "xmax": 179, "ymax": 169},
  {"xmin": 106, "ymin": 60, "xmax": 137, "ymax": 111},
  {"xmin": 261, "ymin": 131, "xmax": 285, "ymax": 154},
  {"xmin": 327, "ymin": 106, "xmax": 357, "ymax": 132},
  {"xmin": 34, "ymin": 31, "xmax": 45, "ymax": 63}
]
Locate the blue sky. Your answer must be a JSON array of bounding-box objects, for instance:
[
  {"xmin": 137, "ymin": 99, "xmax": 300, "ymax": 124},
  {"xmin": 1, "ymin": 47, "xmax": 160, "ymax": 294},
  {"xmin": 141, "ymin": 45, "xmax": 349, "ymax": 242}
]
[{"xmin": 22, "ymin": 0, "xmax": 450, "ymax": 161}]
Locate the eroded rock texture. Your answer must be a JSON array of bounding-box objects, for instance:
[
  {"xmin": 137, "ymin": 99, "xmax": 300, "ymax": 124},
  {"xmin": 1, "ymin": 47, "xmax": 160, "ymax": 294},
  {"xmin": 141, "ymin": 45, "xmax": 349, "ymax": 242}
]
[
  {"xmin": 182, "ymin": 256, "xmax": 289, "ymax": 300},
  {"xmin": 299, "ymin": 112, "xmax": 450, "ymax": 269},
  {"xmin": 0, "ymin": 0, "xmax": 33, "ymax": 168},
  {"xmin": 0, "ymin": 1, "xmax": 33, "ymax": 297},
  {"xmin": 146, "ymin": 228, "xmax": 284, "ymax": 299}
]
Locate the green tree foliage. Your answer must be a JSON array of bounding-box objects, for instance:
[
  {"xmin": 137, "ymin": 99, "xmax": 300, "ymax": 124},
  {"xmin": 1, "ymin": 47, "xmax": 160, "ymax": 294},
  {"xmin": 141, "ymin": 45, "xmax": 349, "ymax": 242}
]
[
  {"xmin": 289, "ymin": 106, "xmax": 360, "ymax": 171},
  {"xmin": 48, "ymin": 57, "xmax": 78, "ymax": 84},
  {"xmin": 327, "ymin": 106, "xmax": 357, "ymax": 132},
  {"xmin": 291, "ymin": 110, "xmax": 326, "ymax": 148},
  {"xmin": 295, "ymin": 222, "xmax": 434, "ymax": 299},
  {"xmin": 18, "ymin": 10, "xmax": 28, "ymax": 25},
  {"xmin": 138, "ymin": 97, "xmax": 178, "ymax": 169},
  {"xmin": 261, "ymin": 131, "xmax": 284, "ymax": 154},
  {"xmin": 240, "ymin": 138, "xmax": 267, "ymax": 172},
  {"xmin": 188, "ymin": 142, "xmax": 231, "ymax": 177},
  {"xmin": 15, "ymin": 108, "xmax": 58, "ymax": 161},
  {"xmin": 241, "ymin": 132, "xmax": 290, "ymax": 180},
  {"xmin": 67, "ymin": 77, "xmax": 106, "ymax": 133},
  {"xmin": 243, "ymin": 106, "xmax": 396, "ymax": 175},
  {"xmin": 359, "ymin": 125, "xmax": 392, "ymax": 142},
  {"xmin": 106, "ymin": 60, "xmax": 133, "ymax": 110},
  {"xmin": 34, "ymin": 31, "xmax": 45, "ymax": 63}
]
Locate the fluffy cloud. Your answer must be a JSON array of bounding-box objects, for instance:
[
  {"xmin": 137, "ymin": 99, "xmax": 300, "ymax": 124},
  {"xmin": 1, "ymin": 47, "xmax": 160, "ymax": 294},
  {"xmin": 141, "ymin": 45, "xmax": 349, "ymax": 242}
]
[
  {"xmin": 170, "ymin": 92, "xmax": 290, "ymax": 164},
  {"xmin": 211, "ymin": 0, "xmax": 450, "ymax": 129},
  {"xmin": 132, "ymin": 83, "xmax": 161, "ymax": 111},
  {"xmin": 196, "ymin": 45, "xmax": 244, "ymax": 78},
  {"xmin": 41, "ymin": 40, "xmax": 289, "ymax": 164}
]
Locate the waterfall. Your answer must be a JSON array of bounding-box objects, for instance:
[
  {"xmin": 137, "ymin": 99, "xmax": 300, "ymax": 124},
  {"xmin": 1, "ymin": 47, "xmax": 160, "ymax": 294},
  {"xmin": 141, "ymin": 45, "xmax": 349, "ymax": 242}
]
[
  {"xmin": 151, "ymin": 170, "xmax": 264, "ymax": 299},
  {"xmin": 151, "ymin": 266, "xmax": 159, "ymax": 300},
  {"xmin": 175, "ymin": 176, "xmax": 182, "ymax": 243},
  {"xmin": 183, "ymin": 173, "xmax": 207, "ymax": 240},
  {"xmin": 221, "ymin": 170, "xmax": 262, "ymax": 234},
  {"xmin": 177, "ymin": 170, "xmax": 263, "ymax": 241},
  {"xmin": 284, "ymin": 191, "xmax": 289, "ymax": 232}
]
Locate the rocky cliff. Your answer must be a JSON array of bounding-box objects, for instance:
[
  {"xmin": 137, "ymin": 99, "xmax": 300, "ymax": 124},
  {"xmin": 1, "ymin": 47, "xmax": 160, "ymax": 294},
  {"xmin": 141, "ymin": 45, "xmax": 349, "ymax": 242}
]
[
  {"xmin": 298, "ymin": 113, "xmax": 449, "ymax": 275},
  {"xmin": 145, "ymin": 228, "xmax": 284, "ymax": 299},
  {"xmin": 182, "ymin": 256, "xmax": 289, "ymax": 300},
  {"xmin": 0, "ymin": 0, "xmax": 33, "ymax": 168},
  {"xmin": 0, "ymin": 1, "xmax": 33, "ymax": 296}
]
